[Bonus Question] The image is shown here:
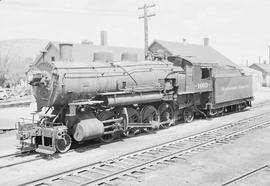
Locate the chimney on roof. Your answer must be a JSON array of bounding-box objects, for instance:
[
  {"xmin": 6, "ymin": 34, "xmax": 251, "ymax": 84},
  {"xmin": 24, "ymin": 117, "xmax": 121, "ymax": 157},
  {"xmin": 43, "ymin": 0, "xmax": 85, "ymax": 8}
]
[
  {"xmin": 204, "ymin": 38, "xmax": 209, "ymax": 46},
  {"xmin": 59, "ymin": 43, "xmax": 73, "ymax": 61},
  {"xmin": 101, "ymin": 31, "xmax": 108, "ymax": 46}
]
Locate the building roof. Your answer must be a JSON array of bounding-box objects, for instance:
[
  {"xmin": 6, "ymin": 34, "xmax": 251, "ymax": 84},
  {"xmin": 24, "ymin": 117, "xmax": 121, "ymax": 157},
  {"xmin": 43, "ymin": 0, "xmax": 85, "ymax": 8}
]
[
  {"xmin": 249, "ymin": 63, "xmax": 270, "ymax": 74},
  {"xmin": 34, "ymin": 41, "xmax": 144, "ymax": 64},
  {"xmin": 241, "ymin": 66, "xmax": 263, "ymax": 75},
  {"xmin": 149, "ymin": 40, "xmax": 239, "ymax": 68}
]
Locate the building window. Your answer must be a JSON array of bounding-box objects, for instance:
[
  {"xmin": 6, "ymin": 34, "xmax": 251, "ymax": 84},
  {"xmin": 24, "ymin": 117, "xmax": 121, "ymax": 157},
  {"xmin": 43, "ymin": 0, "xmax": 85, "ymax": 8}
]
[{"xmin": 51, "ymin": 56, "xmax": 55, "ymax": 62}]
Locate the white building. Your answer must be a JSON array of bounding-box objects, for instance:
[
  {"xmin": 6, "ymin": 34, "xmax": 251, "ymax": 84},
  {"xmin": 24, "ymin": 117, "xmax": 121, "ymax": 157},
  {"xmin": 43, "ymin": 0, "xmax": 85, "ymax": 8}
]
[
  {"xmin": 241, "ymin": 67, "xmax": 262, "ymax": 92},
  {"xmin": 249, "ymin": 63, "xmax": 270, "ymax": 87}
]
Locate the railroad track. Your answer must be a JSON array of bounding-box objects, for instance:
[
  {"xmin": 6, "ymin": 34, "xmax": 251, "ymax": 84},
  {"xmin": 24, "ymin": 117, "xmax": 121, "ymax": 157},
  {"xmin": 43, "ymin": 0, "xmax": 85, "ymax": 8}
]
[
  {"xmin": 20, "ymin": 111, "xmax": 270, "ymax": 186},
  {"xmin": 222, "ymin": 165, "xmax": 270, "ymax": 186},
  {"xmin": 0, "ymin": 107, "xmax": 265, "ymax": 171}
]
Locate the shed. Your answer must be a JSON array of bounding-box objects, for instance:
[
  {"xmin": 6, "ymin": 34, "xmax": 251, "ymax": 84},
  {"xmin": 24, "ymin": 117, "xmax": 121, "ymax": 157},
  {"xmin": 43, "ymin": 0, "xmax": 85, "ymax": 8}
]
[
  {"xmin": 241, "ymin": 67, "xmax": 262, "ymax": 92},
  {"xmin": 249, "ymin": 63, "xmax": 270, "ymax": 87}
]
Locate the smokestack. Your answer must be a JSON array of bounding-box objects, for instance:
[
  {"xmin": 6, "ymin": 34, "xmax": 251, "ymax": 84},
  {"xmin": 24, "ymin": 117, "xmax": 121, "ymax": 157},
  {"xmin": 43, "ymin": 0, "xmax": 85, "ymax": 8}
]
[
  {"xmin": 100, "ymin": 31, "xmax": 108, "ymax": 46},
  {"xmin": 59, "ymin": 43, "xmax": 73, "ymax": 61},
  {"xmin": 204, "ymin": 38, "xmax": 209, "ymax": 46}
]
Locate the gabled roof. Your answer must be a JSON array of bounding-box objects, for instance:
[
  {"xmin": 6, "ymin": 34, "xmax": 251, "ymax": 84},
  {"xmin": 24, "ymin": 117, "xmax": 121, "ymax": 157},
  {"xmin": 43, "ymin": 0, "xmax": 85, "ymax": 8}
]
[
  {"xmin": 249, "ymin": 63, "xmax": 270, "ymax": 74},
  {"xmin": 34, "ymin": 41, "xmax": 144, "ymax": 64},
  {"xmin": 33, "ymin": 41, "xmax": 55, "ymax": 64},
  {"xmin": 149, "ymin": 40, "xmax": 239, "ymax": 68}
]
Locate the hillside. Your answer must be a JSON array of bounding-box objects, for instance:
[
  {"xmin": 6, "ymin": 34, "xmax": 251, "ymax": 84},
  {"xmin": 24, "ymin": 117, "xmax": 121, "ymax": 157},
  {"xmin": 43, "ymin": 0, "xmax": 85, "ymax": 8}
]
[
  {"xmin": 0, "ymin": 39, "xmax": 48, "ymax": 85},
  {"xmin": 0, "ymin": 39, "xmax": 48, "ymax": 59}
]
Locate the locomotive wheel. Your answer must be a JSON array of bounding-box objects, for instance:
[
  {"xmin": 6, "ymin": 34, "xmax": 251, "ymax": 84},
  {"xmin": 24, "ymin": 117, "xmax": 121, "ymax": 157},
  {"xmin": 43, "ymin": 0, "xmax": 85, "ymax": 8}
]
[
  {"xmin": 140, "ymin": 105, "xmax": 160, "ymax": 130},
  {"xmin": 123, "ymin": 107, "xmax": 140, "ymax": 138},
  {"xmin": 158, "ymin": 103, "xmax": 174, "ymax": 129},
  {"xmin": 56, "ymin": 134, "xmax": 72, "ymax": 153},
  {"xmin": 183, "ymin": 107, "xmax": 194, "ymax": 123},
  {"xmin": 98, "ymin": 111, "xmax": 116, "ymax": 143}
]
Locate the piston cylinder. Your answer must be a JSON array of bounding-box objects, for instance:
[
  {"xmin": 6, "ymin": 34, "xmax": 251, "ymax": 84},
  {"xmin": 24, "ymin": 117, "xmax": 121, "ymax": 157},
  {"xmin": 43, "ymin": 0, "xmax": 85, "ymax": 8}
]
[{"xmin": 73, "ymin": 113, "xmax": 104, "ymax": 142}]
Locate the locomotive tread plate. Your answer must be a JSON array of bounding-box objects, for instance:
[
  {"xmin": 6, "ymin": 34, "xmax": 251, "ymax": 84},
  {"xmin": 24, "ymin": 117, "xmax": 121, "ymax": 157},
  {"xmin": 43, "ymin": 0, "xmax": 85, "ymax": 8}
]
[{"xmin": 36, "ymin": 145, "xmax": 56, "ymax": 155}]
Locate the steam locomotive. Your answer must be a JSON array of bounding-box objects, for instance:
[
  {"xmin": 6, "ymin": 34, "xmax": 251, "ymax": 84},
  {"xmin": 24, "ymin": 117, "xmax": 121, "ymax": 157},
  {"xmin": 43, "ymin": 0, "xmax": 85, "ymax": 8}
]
[{"xmin": 17, "ymin": 52, "xmax": 253, "ymax": 154}]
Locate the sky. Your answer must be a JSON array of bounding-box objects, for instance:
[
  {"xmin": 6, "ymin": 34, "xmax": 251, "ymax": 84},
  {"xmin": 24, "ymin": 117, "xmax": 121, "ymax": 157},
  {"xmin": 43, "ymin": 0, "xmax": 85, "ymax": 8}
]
[{"xmin": 0, "ymin": 0, "xmax": 270, "ymax": 65}]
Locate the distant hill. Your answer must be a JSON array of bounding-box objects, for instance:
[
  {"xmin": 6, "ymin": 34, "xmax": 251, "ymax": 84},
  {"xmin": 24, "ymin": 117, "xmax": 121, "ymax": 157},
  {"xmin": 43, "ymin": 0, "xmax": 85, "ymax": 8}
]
[
  {"xmin": 0, "ymin": 39, "xmax": 48, "ymax": 85},
  {"xmin": 0, "ymin": 38, "xmax": 48, "ymax": 59}
]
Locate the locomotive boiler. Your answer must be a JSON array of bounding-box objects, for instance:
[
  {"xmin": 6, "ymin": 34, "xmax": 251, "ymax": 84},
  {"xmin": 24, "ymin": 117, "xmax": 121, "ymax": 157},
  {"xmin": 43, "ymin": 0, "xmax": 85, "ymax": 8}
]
[{"xmin": 17, "ymin": 52, "xmax": 253, "ymax": 154}]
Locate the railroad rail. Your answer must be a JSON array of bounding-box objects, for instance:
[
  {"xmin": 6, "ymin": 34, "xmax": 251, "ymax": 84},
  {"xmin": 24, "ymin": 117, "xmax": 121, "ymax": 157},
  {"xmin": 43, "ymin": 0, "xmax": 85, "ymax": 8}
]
[
  {"xmin": 222, "ymin": 165, "xmax": 270, "ymax": 186},
  {"xmin": 0, "ymin": 151, "xmax": 41, "ymax": 170},
  {"xmin": 21, "ymin": 111, "xmax": 270, "ymax": 186}
]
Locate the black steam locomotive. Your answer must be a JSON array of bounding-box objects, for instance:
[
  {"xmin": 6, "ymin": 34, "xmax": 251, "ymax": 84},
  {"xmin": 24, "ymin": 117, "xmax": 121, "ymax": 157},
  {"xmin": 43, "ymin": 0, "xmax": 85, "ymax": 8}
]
[{"xmin": 17, "ymin": 52, "xmax": 253, "ymax": 154}]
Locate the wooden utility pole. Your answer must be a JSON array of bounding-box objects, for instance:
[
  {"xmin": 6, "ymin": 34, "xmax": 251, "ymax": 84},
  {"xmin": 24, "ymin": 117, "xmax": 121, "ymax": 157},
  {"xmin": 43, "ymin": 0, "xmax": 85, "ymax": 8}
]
[{"xmin": 138, "ymin": 4, "xmax": 156, "ymax": 59}]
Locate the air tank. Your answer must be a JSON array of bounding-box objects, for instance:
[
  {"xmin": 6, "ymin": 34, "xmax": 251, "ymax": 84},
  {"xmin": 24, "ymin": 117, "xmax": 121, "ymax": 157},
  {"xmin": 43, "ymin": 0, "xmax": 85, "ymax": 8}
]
[{"xmin": 121, "ymin": 53, "xmax": 138, "ymax": 62}]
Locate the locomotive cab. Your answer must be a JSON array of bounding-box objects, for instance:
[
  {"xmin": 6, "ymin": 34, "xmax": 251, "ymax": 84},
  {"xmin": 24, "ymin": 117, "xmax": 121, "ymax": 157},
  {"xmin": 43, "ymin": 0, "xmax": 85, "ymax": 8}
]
[{"xmin": 193, "ymin": 65, "xmax": 213, "ymax": 92}]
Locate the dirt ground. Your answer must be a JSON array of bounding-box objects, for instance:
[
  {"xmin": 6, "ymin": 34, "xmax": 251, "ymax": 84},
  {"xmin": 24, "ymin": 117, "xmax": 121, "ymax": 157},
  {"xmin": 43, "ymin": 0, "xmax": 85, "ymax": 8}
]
[
  {"xmin": 132, "ymin": 123, "xmax": 270, "ymax": 186},
  {"xmin": 0, "ymin": 87, "xmax": 270, "ymax": 185}
]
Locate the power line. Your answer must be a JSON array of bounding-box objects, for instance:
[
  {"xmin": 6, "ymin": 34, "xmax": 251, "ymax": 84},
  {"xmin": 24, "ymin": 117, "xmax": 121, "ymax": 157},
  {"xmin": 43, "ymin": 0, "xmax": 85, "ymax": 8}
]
[{"xmin": 138, "ymin": 4, "xmax": 156, "ymax": 59}]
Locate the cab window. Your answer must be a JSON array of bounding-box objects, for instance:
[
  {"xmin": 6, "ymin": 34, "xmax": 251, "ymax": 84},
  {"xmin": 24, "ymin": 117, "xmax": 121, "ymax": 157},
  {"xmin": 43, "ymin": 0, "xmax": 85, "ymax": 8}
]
[{"xmin": 201, "ymin": 68, "xmax": 211, "ymax": 79}]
